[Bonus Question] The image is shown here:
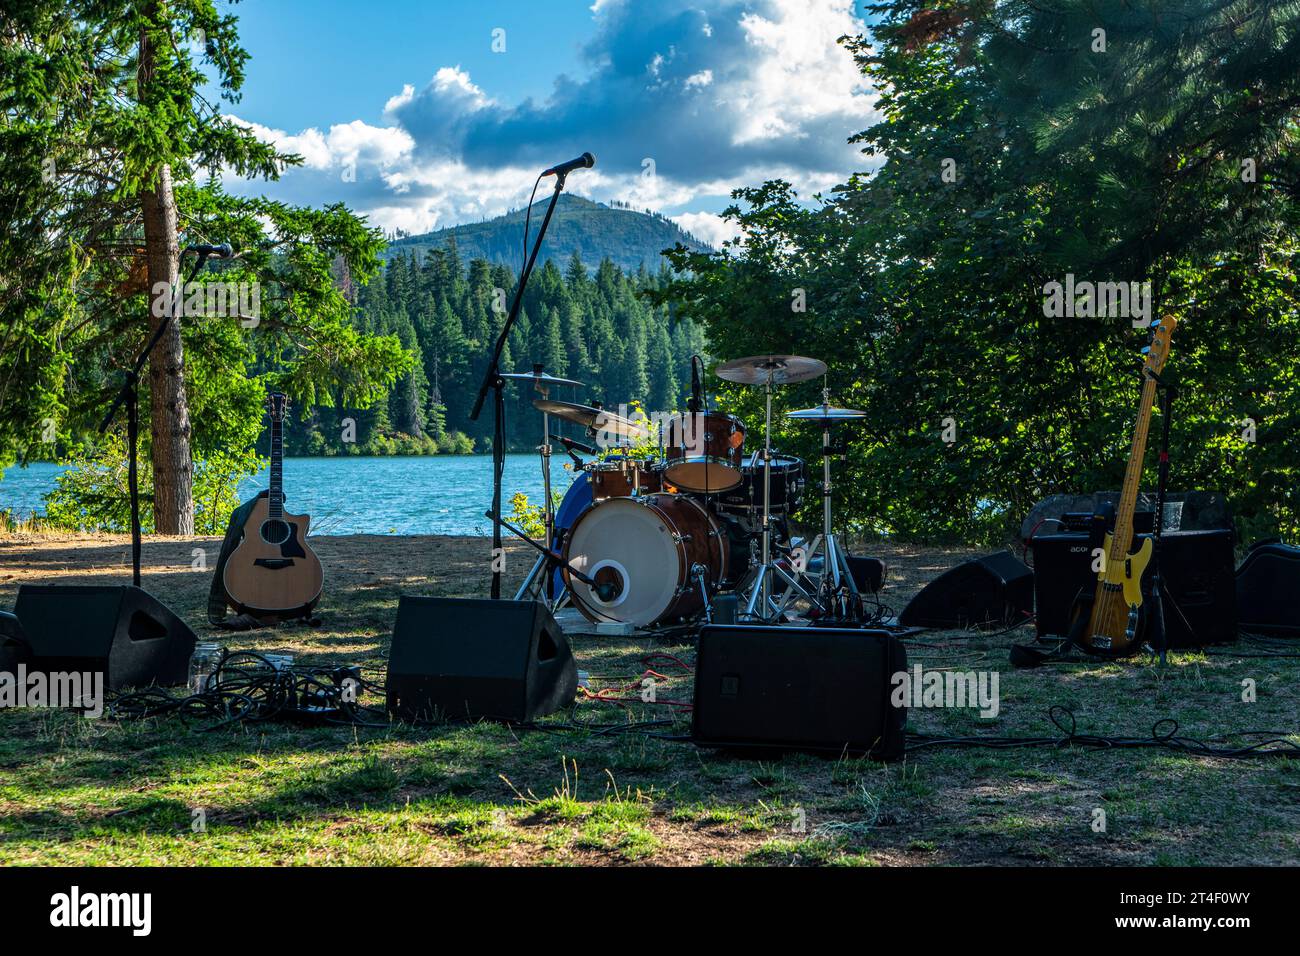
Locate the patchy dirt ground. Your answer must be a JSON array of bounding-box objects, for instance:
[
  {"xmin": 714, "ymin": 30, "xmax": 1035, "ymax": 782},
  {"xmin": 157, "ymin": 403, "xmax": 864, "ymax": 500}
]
[{"xmin": 0, "ymin": 531, "xmax": 1297, "ymax": 866}]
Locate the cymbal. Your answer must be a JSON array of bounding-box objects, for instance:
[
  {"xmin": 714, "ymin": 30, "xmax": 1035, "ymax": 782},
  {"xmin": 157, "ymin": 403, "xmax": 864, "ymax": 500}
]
[
  {"xmin": 715, "ymin": 354, "xmax": 827, "ymax": 386},
  {"xmin": 533, "ymin": 399, "xmax": 649, "ymax": 438},
  {"xmin": 502, "ymin": 370, "xmax": 585, "ymax": 389},
  {"xmin": 787, "ymin": 404, "xmax": 868, "ymax": 422}
]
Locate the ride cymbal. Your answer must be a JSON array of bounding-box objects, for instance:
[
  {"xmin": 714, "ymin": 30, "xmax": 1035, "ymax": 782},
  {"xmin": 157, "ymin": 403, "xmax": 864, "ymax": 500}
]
[{"xmin": 715, "ymin": 354, "xmax": 827, "ymax": 386}]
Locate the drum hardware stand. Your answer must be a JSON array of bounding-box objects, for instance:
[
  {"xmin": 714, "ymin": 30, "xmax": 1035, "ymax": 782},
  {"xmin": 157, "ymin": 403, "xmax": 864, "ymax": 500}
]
[{"xmin": 692, "ymin": 563, "xmax": 714, "ymax": 624}]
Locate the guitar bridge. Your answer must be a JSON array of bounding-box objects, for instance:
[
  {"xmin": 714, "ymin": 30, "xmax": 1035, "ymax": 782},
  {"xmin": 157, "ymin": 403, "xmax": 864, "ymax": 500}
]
[{"xmin": 254, "ymin": 558, "xmax": 295, "ymax": 570}]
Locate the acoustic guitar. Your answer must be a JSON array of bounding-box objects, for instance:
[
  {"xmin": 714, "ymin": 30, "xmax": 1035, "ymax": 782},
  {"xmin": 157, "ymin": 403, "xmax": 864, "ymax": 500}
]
[
  {"xmin": 223, "ymin": 392, "xmax": 324, "ymax": 617},
  {"xmin": 1077, "ymin": 315, "xmax": 1177, "ymax": 655}
]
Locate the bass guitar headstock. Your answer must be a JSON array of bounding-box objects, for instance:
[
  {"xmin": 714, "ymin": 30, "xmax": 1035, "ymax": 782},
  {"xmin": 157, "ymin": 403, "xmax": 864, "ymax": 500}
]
[{"xmin": 1142, "ymin": 315, "xmax": 1177, "ymax": 376}]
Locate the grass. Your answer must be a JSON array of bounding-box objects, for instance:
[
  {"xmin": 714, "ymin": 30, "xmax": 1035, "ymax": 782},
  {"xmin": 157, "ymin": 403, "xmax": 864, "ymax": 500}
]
[{"xmin": 0, "ymin": 531, "xmax": 1297, "ymax": 866}]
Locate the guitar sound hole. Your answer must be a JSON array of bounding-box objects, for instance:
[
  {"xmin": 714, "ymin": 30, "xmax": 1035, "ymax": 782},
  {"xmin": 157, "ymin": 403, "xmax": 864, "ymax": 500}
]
[{"xmin": 261, "ymin": 518, "xmax": 291, "ymax": 545}]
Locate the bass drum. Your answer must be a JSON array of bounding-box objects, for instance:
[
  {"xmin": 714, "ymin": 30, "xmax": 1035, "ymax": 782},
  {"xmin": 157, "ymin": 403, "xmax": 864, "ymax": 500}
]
[{"xmin": 563, "ymin": 493, "xmax": 729, "ymax": 627}]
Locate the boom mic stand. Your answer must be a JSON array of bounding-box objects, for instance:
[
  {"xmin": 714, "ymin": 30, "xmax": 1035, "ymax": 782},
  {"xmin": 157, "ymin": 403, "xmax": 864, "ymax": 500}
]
[
  {"xmin": 471, "ymin": 170, "xmax": 574, "ymax": 600},
  {"xmin": 99, "ymin": 249, "xmax": 215, "ymax": 586}
]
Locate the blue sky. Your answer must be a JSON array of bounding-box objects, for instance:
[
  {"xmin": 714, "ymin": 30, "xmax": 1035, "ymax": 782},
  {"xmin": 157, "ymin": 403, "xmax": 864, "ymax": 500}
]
[{"xmin": 218, "ymin": 0, "xmax": 880, "ymax": 245}]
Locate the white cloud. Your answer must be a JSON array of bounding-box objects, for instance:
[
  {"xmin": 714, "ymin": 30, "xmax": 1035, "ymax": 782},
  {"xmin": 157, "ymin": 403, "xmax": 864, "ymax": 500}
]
[
  {"xmin": 672, "ymin": 211, "xmax": 742, "ymax": 248},
  {"xmin": 222, "ymin": 0, "xmax": 878, "ymax": 236}
]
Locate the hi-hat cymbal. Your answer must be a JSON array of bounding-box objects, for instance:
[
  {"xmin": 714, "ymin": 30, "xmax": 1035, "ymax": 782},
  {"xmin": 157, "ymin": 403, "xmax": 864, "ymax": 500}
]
[
  {"xmin": 533, "ymin": 399, "xmax": 649, "ymax": 438},
  {"xmin": 787, "ymin": 404, "xmax": 868, "ymax": 423},
  {"xmin": 715, "ymin": 354, "xmax": 827, "ymax": 386},
  {"xmin": 502, "ymin": 370, "xmax": 585, "ymax": 388}
]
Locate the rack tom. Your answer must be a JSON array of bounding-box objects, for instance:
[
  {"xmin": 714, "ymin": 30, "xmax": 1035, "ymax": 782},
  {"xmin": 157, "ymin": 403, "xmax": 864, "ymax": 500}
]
[
  {"xmin": 584, "ymin": 457, "xmax": 663, "ymax": 500},
  {"xmin": 663, "ymin": 411, "xmax": 745, "ymax": 493}
]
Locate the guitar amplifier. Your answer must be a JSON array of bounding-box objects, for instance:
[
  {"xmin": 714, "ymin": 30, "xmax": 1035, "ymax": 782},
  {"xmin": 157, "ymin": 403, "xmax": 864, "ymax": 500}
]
[
  {"xmin": 1029, "ymin": 530, "xmax": 1232, "ymax": 650},
  {"xmin": 1031, "ymin": 530, "xmax": 1237, "ymax": 647}
]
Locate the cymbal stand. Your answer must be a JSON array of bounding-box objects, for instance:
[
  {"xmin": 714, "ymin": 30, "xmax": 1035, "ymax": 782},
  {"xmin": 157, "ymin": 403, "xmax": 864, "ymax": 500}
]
[
  {"xmin": 515, "ymin": 372, "xmax": 562, "ymax": 607},
  {"xmin": 802, "ymin": 395, "xmax": 860, "ymax": 616},
  {"xmin": 741, "ymin": 370, "xmax": 818, "ymax": 621}
]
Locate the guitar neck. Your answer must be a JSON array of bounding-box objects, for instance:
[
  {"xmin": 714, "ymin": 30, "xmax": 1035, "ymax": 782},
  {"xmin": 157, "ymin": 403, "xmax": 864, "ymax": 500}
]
[
  {"xmin": 1111, "ymin": 372, "xmax": 1158, "ymax": 557},
  {"xmin": 269, "ymin": 416, "xmax": 284, "ymax": 519}
]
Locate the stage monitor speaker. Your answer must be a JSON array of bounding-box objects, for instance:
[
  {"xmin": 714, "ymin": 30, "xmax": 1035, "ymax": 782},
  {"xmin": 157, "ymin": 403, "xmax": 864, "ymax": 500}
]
[
  {"xmin": 14, "ymin": 585, "xmax": 196, "ymax": 690},
  {"xmin": 1031, "ymin": 530, "xmax": 1236, "ymax": 647},
  {"xmin": 386, "ymin": 597, "xmax": 578, "ymax": 723},
  {"xmin": 898, "ymin": 551, "xmax": 1033, "ymax": 629},
  {"xmin": 692, "ymin": 625, "xmax": 907, "ymax": 760},
  {"xmin": 1235, "ymin": 541, "xmax": 1300, "ymax": 638}
]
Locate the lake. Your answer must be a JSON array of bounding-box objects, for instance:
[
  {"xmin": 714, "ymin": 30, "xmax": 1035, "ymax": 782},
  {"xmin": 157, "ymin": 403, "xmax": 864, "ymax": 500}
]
[{"xmin": 0, "ymin": 454, "xmax": 576, "ymax": 536}]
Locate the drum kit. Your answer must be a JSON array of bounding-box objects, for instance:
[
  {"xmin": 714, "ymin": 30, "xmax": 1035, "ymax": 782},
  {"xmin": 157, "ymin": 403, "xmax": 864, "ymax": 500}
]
[{"xmin": 504, "ymin": 355, "xmax": 871, "ymax": 629}]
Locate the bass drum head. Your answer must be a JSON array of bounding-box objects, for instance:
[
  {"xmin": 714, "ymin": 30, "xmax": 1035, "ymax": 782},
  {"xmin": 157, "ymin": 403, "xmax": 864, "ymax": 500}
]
[{"xmin": 564, "ymin": 498, "xmax": 685, "ymax": 627}]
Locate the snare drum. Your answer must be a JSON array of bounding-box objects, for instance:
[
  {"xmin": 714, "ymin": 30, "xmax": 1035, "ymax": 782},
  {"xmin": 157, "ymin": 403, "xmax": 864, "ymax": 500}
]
[
  {"xmin": 563, "ymin": 493, "xmax": 729, "ymax": 627},
  {"xmin": 584, "ymin": 457, "xmax": 663, "ymax": 500},
  {"xmin": 663, "ymin": 411, "xmax": 745, "ymax": 493},
  {"xmin": 715, "ymin": 454, "xmax": 806, "ymax": 516}
]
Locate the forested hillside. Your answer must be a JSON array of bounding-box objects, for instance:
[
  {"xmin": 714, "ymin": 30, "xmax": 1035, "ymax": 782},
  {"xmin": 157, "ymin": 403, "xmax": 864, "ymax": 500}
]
[
  {"xmin": 381, "ymin": 195, "xmax": 713, "ymax": 275},
  {"xmin": 284, "ymin": 245, "xmax": 709, "ymax": 456}
]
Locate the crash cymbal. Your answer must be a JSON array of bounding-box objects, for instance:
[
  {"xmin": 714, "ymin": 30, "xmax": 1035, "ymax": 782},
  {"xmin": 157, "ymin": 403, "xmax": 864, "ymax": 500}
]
[
  {"xmin": 532, "ymin": 399, "xmax": 649, "ymax": 438},
  {"xmin": 715, "ymin": 354, "xmax": 827, "ymax": 386},
  {"xmin": 787, "ymin": 404, "xmax": 867, "ymax": 422},
  {"xmin": 502, "ymin": 370, "xmax": 585, "ymax": 389}
]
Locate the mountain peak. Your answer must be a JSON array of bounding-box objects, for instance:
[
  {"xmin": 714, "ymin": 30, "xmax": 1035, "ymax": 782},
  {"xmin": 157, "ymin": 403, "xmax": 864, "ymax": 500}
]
[{"xmin": 381, "ymin": 194, "xmax": 713, "ymax": 272}]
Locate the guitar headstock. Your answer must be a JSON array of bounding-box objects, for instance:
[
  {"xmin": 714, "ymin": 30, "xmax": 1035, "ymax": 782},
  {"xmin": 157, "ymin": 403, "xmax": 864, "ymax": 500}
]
[
  {"xmin": 1143, "ymin": 315, "xmax": 1177, "ymax": 375},
  {"xmin": 265, "ymin": 391, "xmax": 290, "ymax": 422}
]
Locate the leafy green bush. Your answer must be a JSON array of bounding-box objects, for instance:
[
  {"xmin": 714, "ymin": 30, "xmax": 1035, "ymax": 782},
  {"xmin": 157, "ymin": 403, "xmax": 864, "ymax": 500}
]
[{"xmin": 43, "ymin": 435, "xmax": 262, "ymax": 534}]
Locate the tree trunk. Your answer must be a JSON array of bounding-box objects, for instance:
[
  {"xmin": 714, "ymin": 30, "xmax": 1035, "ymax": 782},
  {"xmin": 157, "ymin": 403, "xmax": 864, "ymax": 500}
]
[{"xmin": 138, "ymin": 24, "xmax": 194, "ymax": 534}]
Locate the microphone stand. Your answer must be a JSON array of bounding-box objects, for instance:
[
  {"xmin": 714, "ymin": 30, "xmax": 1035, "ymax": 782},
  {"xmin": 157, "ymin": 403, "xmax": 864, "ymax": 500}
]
[
  {"xmin": 1145, "ymin": 368, "xmax": 1177, "ymax": 666},
  {"xmin": 99, "ymin": 250, "xmax": 214, "ymax": 586},
  {"xmin": 471, "ymin": 170, "xmax": 572, "ymax": 599}
]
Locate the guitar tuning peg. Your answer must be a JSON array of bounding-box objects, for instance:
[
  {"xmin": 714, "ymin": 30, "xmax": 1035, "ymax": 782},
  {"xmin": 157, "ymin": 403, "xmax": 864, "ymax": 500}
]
[
  {"xmin": 1150, "ymin": 319, "xmax": 1161, "ymax": 327},
  {"xmin": 1141, "ymin": 345, "xmax": 1152, "ymax": 354}
]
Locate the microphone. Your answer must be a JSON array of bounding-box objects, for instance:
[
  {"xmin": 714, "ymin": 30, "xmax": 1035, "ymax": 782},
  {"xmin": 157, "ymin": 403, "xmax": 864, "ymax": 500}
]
[
  {"xmin": 184, "ymin": 242, "xmax": 234, "ymax": 259},
  {"xmin": 542, "ymin": 152, "xmax": 595, "ymax": 177},
  {"xmin": 551, "ymin": 433, "xmax": 597, "ymax": 456},
  {"xmin": 688, "ymin": 354, "xmax": 703, "ymax": 414}
]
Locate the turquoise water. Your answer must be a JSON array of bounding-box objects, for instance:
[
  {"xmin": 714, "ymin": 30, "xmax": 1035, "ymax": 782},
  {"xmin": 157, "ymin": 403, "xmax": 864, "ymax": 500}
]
[{"xmin": 0, "ymin": 454, "xmax": 575, "ymax": 536}]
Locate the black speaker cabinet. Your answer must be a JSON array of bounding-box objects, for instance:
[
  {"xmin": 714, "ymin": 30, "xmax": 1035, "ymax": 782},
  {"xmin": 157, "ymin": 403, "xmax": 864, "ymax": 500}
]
[
  {"xmin": 898, "ymin": 551, "xmax": 1034, "ymax": 629},
  {"xmin": 386, "ymin": 597, "xmax": 578, "ymax": 723},
  {"xmin": 14, "ymin": 585, "xmax": 197, "ymax": 689},
  {"xmin": 1236, "ymin": 541, "xmax": 1300, "ymax": 637},
  {"xmin": 0, "ymin": 610, "xmax": 31, "ymax": 674},
  {"xmin": 692, "ymin": 625, "xmax": 907, "ymax": 760},
  {"xmin": 1031, "ymin": 530, "xmax": 1237, "ymax": 647}
]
